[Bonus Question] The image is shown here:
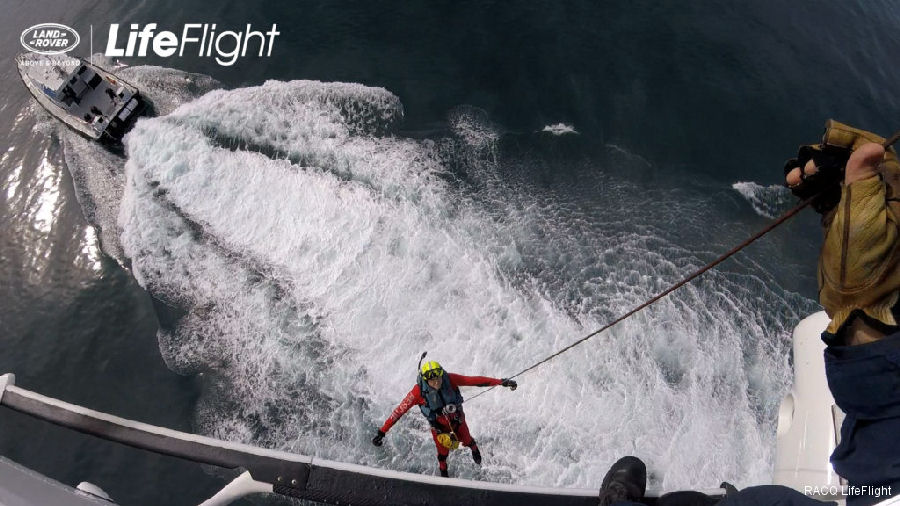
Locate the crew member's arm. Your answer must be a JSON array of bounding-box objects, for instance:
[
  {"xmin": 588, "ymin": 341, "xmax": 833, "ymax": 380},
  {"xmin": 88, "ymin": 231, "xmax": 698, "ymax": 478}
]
[
  {"xmin": 448, "ymin": 373, "xmax": 517, "ymax": 390},
  {"xmin": 373, "ymin": 385, "xmax": 424, "ymax": 446},
  {"xmin": 821, "ymin": 143, "xmax": 897, "ymax": 344},
  {"xmin": 380, "ymin": 385, "xmax": 424, "ymax": 434}
]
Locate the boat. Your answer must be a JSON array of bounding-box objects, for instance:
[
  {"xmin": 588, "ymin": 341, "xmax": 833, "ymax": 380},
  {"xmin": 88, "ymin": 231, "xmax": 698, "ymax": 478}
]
[
  {"xmin": 15, "ymin": 53, "xmax": 148, "ymax": 143},
  {"xmin": 4, "ymin": 312, "xmax": 894, "ymax": 505}
]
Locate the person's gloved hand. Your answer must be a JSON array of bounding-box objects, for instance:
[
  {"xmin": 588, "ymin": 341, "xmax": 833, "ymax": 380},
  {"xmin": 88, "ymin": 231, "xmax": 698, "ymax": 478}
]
[
  {"xmin": 501, "ymin": 378, "xmax": 517, "ymax": 391},
  {"xmin": 784, "ymin": 119, "xmax": 898, "ymax": 215},
  {"xmin": 784, "ymin": 144, "xmax": 848, "ymax": 214},
  {"xmin": 372, "ymin": 430, "xmax": 385, "ymax": 446}
]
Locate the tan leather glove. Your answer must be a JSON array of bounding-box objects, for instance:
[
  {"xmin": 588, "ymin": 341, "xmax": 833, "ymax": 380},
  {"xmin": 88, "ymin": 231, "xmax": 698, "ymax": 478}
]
[{"xmin": 813, "ymin": 120, "xmax": 900, "ymax": 337}]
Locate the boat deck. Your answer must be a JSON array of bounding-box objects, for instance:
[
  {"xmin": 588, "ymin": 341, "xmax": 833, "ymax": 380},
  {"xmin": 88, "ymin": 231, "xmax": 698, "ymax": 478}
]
[
  {"xmin": 16, "ymin": 54, "xmax": 142, "ymax": 140},
  {"xmin": 57, "ymin": 63, "xmax": 138, "ymax": 129}
]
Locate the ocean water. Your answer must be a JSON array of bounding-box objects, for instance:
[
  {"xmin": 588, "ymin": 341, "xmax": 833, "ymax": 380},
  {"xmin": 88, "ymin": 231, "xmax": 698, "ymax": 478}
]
[{"xmin": 2, "ymin": 1, "xmax": 900, "ymax": 505}]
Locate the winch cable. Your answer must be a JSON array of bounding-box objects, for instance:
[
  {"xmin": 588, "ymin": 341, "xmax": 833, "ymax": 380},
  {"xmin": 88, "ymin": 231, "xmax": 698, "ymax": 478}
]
[
  {"xmin": 467, "ymin": 192, "xmax": 816, "ymax": 401},
  {"xmin": 469, "ymin": 132, "xmax": 900, "ymax": 402}
]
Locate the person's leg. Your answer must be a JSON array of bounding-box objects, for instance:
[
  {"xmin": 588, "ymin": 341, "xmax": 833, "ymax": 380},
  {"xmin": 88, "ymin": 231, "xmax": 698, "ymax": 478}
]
[
  {"xmin": 717, "ymin": 485, "xmax": 837, "ymax": 506},
  {"xmin": 825, "ymin": 334, "xmax": 900, "ymax": 505},
  {"xmin": 430, "ymin": 426, "xmax": 451, "ymax": 477},
  {"xmin": 454, "ymin": 416, "xmax": 474, "ymax": 446},
  {"xmin": 654, "ymin": 491, "xmax": 720, "ymax": 506},
  {"xmin": 453, "ymin": 415, "xmax": 481, "ymax": 464}
]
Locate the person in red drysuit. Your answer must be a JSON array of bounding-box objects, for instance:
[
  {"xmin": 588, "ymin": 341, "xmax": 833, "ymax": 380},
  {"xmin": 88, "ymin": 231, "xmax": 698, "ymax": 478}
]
[{"xmin": 372, "ymin": 360, "xmax": 518, "ymax": 477}]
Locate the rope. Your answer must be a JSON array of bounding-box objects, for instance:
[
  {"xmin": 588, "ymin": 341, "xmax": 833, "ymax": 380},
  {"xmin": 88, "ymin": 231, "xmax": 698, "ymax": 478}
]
[
  {"xmin": 884, "ymin": 131, "xmax": 900, "ymax": 151},
  {"xmin": 467, "ymin": 193, "xmax": 817, "ymax": 401},
  {"xmin": 468, "ymin": 130, "xmax": 900, "ymax": 401}
]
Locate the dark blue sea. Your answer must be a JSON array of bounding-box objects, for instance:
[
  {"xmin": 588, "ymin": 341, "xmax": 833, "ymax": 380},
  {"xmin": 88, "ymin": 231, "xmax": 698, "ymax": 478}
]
[{"xmin": 2, "ymin": 1, "xmax": 899, "ymax": 505}]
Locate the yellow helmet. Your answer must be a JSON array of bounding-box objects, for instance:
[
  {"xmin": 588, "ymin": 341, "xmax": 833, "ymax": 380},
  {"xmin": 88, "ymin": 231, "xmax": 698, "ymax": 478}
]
[
  {"xmin": 436, "ymin": 433, "xmax": 460, "ymax": 450},
  {"xmin": 420, "ymin": 361, "xmax": 444, "ymax": 380}
]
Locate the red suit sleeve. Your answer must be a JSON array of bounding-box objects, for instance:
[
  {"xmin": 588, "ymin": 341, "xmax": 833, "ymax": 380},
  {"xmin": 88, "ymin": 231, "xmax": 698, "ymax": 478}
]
[
  {"xmin": 380, "ymin": 384, "xmax": 424, "ymax": 433},
  {"xmin": 448, "ymin": 373, "xmax": 502, "ymax": 388}
]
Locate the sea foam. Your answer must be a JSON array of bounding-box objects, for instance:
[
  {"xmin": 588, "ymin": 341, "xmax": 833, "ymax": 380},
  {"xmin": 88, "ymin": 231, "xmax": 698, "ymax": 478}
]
[{"xmin": 115, "ymin": 77, "xmax": 817, "ymax": 492}]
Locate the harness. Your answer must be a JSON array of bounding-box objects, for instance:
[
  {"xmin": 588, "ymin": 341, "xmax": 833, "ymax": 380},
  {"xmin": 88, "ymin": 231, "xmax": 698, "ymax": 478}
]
[{"xmin": 418, "ymin": 374, "xmax": 464, "ymax": 423}]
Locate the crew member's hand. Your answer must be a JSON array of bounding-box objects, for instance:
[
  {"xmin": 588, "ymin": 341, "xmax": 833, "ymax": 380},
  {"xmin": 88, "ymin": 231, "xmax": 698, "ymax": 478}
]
[
  {"xmin": 372, "ymin": 430, "xmax": 385, "ymax": 446},
  {"xmin": 785, "ymin": 143, "xmax": 883, "ymax": 187},
  {"xmin": 501, "ymin": 378, "xmax": 517, "ymax": 391}
]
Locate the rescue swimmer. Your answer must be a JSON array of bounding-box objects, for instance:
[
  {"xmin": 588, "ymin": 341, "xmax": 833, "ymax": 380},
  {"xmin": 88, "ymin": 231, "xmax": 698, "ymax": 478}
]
[{"xmin": 372, "ymin": 360, "xmax": 517, "ymax": 477}]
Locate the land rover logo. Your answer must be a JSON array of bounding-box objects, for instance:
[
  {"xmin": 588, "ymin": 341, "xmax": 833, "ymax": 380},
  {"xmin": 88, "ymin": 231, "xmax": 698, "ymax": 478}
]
[{"xmin": 20, "ymin": 23, "xmax": 80, "ymax": 55}]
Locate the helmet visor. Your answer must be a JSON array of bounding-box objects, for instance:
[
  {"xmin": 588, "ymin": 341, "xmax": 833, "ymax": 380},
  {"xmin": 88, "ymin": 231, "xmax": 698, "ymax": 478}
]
[{"xmin": 422, "ymin": 368, "xmax": 443, "ymax": 380}]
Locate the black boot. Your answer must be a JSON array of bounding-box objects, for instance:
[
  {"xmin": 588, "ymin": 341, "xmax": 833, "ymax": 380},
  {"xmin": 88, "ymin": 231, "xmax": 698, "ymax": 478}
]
[
  {"xmin": 440, "ymin": 469, "xmax": 449, "ymax": 478},
  {"xmin": 598, "ymin": 456, "xmax": 646, "ymax": 506},
  {"xmin": 719, "ymin": 481, "xmax": 739, "ymax": 496},
  {"xmin": 470, "ymin": 444, "xmax": 482, "ymax": 465}
]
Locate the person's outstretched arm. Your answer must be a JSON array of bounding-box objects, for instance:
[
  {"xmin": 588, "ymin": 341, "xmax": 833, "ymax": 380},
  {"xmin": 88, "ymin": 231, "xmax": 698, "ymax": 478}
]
[
  {"xmin": 448, "ymin": 373, "xmax": 516, "ymax": 390},
  {"xmin": 373, "ymin": 385, "xmax": 423, "ymax": 446},
  {"xmin": 379, "ymin": 385, "xmax": 423, "ymax": 434}
]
